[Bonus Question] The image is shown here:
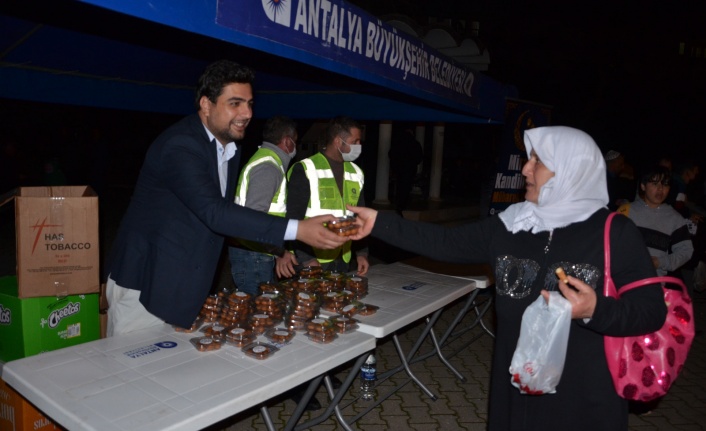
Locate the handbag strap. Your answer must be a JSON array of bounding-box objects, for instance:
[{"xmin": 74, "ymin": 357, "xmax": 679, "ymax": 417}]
[
  {"xmin": 603, "ymin": 212, "xmax": 689, "ymax": 297},
  {"xmin": 603, "ymin": 212, "xmax": 618, "ymax": 297},
  {"xmin": 621, "ymin": 276, "xmax": 689, "ymax": 296}
]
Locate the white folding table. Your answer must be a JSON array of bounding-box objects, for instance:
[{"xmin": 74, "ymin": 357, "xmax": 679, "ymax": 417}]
[
  {"xmin": 297, "ymin": 262, "xmax": 483, "ymax": 430},
  {"xmin": 2, "ymin": 323, "xmax": 375, "ymax": 431}
]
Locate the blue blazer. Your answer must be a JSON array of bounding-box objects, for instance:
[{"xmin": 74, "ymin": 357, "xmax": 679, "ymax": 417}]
[{"xmin": 105, "ymin": 114, "xmax": 288, "ymax": 327}]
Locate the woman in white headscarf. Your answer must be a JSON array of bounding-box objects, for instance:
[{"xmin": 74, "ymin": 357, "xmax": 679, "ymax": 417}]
[{"xmin": 348, "ymin": 126, "xmax": 666, "ymax": 431}]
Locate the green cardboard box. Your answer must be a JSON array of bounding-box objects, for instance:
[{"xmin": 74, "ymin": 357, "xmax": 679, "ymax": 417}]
[{"xmin": 0, "ymin": 276, "xmax": 100, "ymax": 363}]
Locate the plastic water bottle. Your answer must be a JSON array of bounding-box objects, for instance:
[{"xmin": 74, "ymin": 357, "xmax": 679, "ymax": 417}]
[{"xmin": 360, "ymin": 353, "xmax": 377, "ymax": 401}]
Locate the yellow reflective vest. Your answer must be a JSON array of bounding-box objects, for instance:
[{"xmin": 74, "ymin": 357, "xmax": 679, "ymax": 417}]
[
  {"xmin": 234, "ymin": 147, "xmax": 287, "ymax": 254},
  {"xmin": 235, "ymin": 147, "xmax": 287, "ymax": 216},
  {"xmin": 293, "ymin": 153, "xmax": 364, "ymax": 263}
]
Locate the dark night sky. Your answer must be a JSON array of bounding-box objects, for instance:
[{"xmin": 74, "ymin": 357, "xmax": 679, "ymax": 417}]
[
  {"xmin": 352, "ymin": 0, "xmax": 706, "ymax": 164},
  {"xmin": 2, "ymin": 1, "xmax": 704, "ymax": 175},
  {"xmin": 483, "ymin": 2, "xmax": 706, "ymax": 157}
]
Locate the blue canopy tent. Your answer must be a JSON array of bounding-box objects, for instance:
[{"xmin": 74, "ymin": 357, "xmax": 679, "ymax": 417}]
[{"xmin": 0, "ymin": 0, "xmax": 516, "ymax": 123}]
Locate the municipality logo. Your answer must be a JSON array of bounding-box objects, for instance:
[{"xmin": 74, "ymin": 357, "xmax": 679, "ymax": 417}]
[
  {"xmin": 124, "ymin": 341, "xmax": 178, "ymax": 359},
  {"xmin": 402, "ymin": 282, "xmax": 426, "ymax": 291},
  {"xmin": 262, "ymin": 0, "xmax": 292, "ymax": 26}
]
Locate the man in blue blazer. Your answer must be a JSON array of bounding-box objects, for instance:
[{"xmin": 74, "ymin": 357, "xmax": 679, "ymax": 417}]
[{"xmin": 104, "ymin": 60, "xmax": 345, "ymax": 335}]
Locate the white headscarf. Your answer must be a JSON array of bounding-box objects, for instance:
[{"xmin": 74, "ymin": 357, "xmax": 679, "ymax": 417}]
[{"xmin": 498, "ymin": 126, "xmax": 608, "ymax": 234}]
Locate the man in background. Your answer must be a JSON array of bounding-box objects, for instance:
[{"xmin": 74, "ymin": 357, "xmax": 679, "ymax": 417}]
[
  {"xmin": 229, "ymin": 116, "xmax": 299, "ymax": 295},
  {"xmin": 618, "ymin": 165, "xmax": 693, "ymax": 277},
  {"xmin": 286, "ymin": 116, "xmax": 369, "ymax": 275}
]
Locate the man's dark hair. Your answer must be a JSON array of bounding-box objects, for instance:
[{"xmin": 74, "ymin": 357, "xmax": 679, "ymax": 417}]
[
  {"xmin": 640, "ymin": 165, "xmax": 671, "ymax": 186},
  {"xmin": 263, "ymin": 116, "xmax": 297, "ymax": 144},
  {"xmin": 326, "ymin": 116, "xmax": 361, "ymax": 145},
  {"xmin": 195, "ymin": 60, "xmax": 255, "ymax": 108}
]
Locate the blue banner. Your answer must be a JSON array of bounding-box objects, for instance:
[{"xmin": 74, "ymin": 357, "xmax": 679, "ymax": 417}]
[{"xmin": 216, "ymin": 0, "xmax": 478, "ymax": 110}]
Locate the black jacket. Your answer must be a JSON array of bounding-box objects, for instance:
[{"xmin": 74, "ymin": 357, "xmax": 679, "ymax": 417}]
[{"xmin": 105, "ymin": 114, "xmax": 288, "ymax": 327}]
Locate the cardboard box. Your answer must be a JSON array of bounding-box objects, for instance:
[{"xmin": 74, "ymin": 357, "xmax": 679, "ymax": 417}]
[
  {"xmin": 0, "ymin": 276, "xmax": 100, "ymax": 363},
  {"xmin": 0, "ymin": 372, "xmax": 63, "ymax": 431},
  {"xmin": 0, "ymin": 186, "xmax": 99, "ymax": 298}
]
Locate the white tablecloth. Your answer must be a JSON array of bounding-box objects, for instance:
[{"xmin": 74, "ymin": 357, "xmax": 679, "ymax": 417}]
[{"xmin": 2, "ymin": 323, "xmax": 375, "ymax": 431}]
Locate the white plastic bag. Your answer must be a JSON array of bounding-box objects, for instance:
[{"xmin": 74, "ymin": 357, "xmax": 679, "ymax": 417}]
[{"xmin": 509, "ymin": 291, "xmax": 572, "ymax": 395}]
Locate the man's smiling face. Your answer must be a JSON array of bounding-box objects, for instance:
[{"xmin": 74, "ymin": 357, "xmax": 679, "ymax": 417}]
[{"xmin": 200, "ymin": 82, "xmax": 253, "ymax": 144}]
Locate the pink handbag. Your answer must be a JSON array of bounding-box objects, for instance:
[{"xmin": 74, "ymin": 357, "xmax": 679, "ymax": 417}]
[{"xmin": 603, "ymin": 212, "xmax": 695, "ymax": 401}]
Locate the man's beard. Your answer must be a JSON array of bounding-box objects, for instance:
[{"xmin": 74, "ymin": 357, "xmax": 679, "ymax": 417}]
[{"xmin": 214, "ymin": 123, "xmax": 245, "ymax": 143}]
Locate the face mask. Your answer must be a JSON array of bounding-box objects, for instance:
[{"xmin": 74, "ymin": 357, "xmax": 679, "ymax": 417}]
[
  {"xmin": 286, "ymin": 137, "xmax": 297, "ymax": 158},
  {"xmin": 339, "ymin": 141, "xmax": 362, "ymax": 162}
]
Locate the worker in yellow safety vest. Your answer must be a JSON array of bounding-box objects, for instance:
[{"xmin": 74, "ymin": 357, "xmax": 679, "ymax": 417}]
[
  {"xmin": 228, "ymin": 116, "xmax": 299, "ymax": 295},
  {"xmin": 286, "ymin": 116, "xmax": 369, "ymax": 275}
]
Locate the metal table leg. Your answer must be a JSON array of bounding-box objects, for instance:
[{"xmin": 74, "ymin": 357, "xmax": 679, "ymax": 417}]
[
  {"xmin": 445, "ymin": 291, "xmax": 495, "ymax": 342},
  {"xmin": 436, "ymin": 289, "xmax": 481, "ymax": 346},
  {"xmin": 261, "ymin": 406, "xmax": 276, "ymax": 431},
  {"xmin": 411, "ymin": 288, "xmax": 494, "ymax": 371},
  {"xmin": 374, "ymin": 307, "xmax": 447, "ymax": 400},
  {"xmin": 293, "ymin": 353, "xmax": 369, "ymax": 431},
  {"xmin": 281, "ymin": 374, "xmax": 324, "ymax": 431},
  {"xmin": 391, "ymin": 333, "xmax": 438, "ymax": 400},
  {"xmin": 426, "ymin": 316, "xmax": 466, "ymax": 381},
  {"xmin": 323, "ymin": 375, "xmax": 355, "ymax": 431}
]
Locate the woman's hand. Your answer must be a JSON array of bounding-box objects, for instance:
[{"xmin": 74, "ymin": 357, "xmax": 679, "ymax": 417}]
[
  {"xmin": 346, "ymin": 205, "xmax": 378, "ymax": 240},
  {"xmin": 542, "ymin": 275, "xmax": 596, "ymax": 320}
]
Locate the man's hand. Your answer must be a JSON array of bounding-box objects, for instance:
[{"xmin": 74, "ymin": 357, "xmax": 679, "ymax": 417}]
[
  {"xmin": 346, "ymin": 205, "xmax": 378, "ymax": 240},
  {"xmin": 275, "ymin": 252, "xmax": 298, "ymax": 279},
  {"xmin": 297, "ymin": 215, "xmax": 348, "ymax": 249},
  {"xmin": 356, "ymin": 255, "xmax": 370, "ymax": 275}
]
